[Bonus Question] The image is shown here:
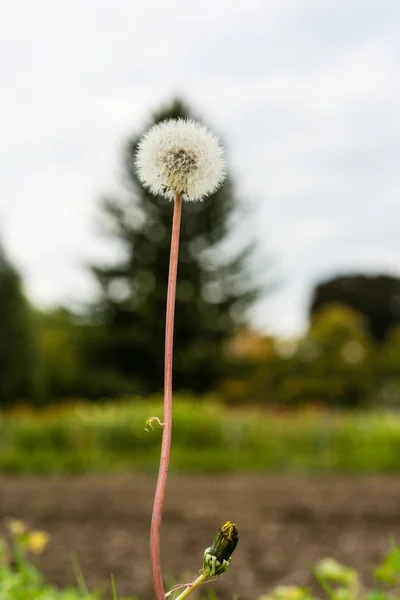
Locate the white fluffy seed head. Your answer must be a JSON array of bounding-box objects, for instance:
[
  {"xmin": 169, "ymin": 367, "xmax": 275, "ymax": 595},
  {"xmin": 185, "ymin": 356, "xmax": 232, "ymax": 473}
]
[{"xmin": 135, "ymin": 118, "xmax": 226, "ymax": 201}]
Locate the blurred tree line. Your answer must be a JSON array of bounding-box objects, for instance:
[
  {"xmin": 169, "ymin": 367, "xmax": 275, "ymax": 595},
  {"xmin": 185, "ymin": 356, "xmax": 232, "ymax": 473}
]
[
  {"xmin": 1, "ymin": 99, "xmax": 400, "ymax": 409},
  {"xmin": 3, "ymin": 261, "xmax": 400, "ymax": 409},
  {"xmin": 223, "ymin": 275, "xmax": 400, "ymax": 408}
]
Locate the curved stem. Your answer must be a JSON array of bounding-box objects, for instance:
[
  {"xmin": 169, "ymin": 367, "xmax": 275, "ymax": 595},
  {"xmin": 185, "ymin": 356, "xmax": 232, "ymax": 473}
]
[
  {"xmin": 150, "ymin": 193, "xmax": 183, "ymax": 600},
  {"xmin": 173, "ymin": 573, "xmax": 207, "ymax": 600}
]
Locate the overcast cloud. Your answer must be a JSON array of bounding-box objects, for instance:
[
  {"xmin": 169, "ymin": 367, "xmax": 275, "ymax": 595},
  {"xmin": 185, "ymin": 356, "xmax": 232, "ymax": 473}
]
[{"xmin": 1, "ymin": 0, "xmax": 399, "ymax": 335}]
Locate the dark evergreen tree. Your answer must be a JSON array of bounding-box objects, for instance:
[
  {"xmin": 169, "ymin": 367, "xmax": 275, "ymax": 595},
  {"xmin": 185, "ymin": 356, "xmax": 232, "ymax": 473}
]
[
  {"xmin": 87, "ymin": 99, "xmax": 260, "ymax": 394},
  {"xmin": 0, "ymin": 245, "xmax": 35, "ymax": 405}
]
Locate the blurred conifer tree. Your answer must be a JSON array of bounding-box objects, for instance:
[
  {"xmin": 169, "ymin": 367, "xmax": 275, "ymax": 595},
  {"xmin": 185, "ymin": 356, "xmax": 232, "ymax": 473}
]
[
  {"xmin": 86, "ymin": 99, "xmax": 260, "ymax": 394},
  {"xmin": 0, "ymin": 245, "xmax": 35, "ymax": 405}
]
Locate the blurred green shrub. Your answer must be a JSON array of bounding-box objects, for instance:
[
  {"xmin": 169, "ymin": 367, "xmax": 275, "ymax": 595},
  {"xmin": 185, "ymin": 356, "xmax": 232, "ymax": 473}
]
[
  {"xmin": 280, "ymin": 304, "xmax": 374, "ymax": 408},
  {"xmin": 3, "ymin": 291, "xmax": 400, "ymax": 409},
  {"xmin": 33, "ymin": 308, "xmax": 140, "ymax": 403},
  {"xmin": 376, "ymin": 325, "xmax": 400, "ymax": 408},
  {"xmin": 222, "ymin": 303, "xmax": 400, "ymax": 409},
  {"xmin": 34, "ymin": 308, "xmax": 83, "ymax": 403}
]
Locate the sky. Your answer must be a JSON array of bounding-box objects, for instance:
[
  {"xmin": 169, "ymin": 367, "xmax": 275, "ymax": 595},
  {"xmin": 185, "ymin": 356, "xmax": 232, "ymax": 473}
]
[{"xmin": 1, "ymin": 0, "xmax": 399, "ymax": 336}]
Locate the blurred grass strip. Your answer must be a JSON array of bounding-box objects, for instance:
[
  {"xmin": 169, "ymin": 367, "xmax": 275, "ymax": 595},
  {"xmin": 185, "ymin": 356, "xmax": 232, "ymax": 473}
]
[{"xmin": 0, "ymin": 396, "xmax": 399, "ymax": 473}]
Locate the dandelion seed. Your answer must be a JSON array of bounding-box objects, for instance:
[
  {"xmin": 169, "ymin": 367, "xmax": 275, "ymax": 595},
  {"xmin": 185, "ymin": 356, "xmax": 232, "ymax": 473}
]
[{"xmin": 135, "ymin": 119, "xmax": 226, "ymax": 201}]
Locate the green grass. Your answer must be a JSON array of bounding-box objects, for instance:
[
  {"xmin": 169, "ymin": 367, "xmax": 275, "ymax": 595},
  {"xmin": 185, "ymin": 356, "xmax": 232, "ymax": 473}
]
[{"xmin": 1, "ymin": 397, "xmax": 400, "ymax": 473}]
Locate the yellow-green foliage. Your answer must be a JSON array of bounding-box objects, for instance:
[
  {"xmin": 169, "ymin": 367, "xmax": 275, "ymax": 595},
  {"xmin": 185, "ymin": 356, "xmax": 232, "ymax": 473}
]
[
  {"xmin": 377, "ymin": 325, "xmax": 400, "ymax": 407},
  {"xmin": 1, "ymin": 398, "xmax": 400, "ymax": 473},
  {"xmin": 224, "ymin": 304, "xmax": 380, "ymax": 408},
  {"xmin": 22, "ymin": 302, "xmax": 400, "ymax": 409},
  {"xmin": 257, "ymin": 548, "xmax": 400, "ymax": 599}
]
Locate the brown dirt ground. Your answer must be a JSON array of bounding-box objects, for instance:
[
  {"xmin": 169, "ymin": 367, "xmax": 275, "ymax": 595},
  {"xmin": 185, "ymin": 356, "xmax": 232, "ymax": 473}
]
[{"xmin": 1, "ymin": 474, "xmax": 400, "ymax": 599}]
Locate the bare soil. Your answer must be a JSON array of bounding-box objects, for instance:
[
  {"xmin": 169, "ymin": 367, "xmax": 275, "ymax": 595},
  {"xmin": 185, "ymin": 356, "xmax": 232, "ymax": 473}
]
[{"xmin": 1, "ymin": 474, "xmax": 400, "ymax": 599}]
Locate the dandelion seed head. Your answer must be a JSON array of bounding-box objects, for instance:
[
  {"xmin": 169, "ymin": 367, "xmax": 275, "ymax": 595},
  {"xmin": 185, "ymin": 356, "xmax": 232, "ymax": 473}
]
[{"xmin": 135, "ymin": 119, "xmax": 226, "ymax": 201}]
